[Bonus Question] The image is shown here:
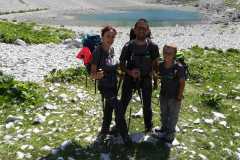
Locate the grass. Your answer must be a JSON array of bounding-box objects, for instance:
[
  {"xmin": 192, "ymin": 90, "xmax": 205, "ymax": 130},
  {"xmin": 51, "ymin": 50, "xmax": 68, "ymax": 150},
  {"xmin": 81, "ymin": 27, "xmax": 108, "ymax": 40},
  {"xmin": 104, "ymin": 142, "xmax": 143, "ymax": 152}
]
[
  {"xmin": 0, "ymin": 8, "xmax": 48, "ymax": 16},
  {"xmin": 0, "ymin": 21, "xmax": 75, "ymax": 44},
  {"xmin": 0, "ymin": 47, "xmax": 240, "ymax": 159}
]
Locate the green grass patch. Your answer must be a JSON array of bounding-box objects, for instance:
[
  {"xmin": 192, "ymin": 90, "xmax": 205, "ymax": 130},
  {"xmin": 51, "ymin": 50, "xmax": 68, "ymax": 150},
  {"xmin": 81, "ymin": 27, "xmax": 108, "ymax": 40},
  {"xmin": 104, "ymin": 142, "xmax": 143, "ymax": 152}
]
[{"xmin": 0, "ymin": 21, "xmax": 75, "ymax": 44}]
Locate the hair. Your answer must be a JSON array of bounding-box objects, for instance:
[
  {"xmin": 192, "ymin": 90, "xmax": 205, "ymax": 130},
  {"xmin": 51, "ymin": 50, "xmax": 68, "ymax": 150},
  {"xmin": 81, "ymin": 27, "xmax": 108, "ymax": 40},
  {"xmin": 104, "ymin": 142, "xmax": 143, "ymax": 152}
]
[
  {"xmin": 101, "ymin": 26, "xmax": 117, "ymax": 37},
  {"xmin": 163, "ymin": 44, "xmax": 177, "ymax": 55},
  {"xmin": 134, "ymin": 18, "xmax": 149, "ymax": 29}
]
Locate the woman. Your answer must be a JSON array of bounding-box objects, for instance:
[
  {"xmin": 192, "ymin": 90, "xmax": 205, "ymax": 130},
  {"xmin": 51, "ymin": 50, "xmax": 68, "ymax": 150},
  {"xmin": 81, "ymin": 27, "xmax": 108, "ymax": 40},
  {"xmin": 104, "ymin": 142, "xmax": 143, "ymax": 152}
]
[{"xmin": 91, "ymin": 26, "xmax": 130, "ymax": 145}]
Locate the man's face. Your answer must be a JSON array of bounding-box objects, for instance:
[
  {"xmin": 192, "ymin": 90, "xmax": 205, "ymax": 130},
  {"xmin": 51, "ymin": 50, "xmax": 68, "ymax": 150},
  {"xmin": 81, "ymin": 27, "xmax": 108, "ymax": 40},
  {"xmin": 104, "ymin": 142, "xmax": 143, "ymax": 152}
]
[{"xmin": 134, "ymin": 21, "xmax": 149, "ymax": 40}]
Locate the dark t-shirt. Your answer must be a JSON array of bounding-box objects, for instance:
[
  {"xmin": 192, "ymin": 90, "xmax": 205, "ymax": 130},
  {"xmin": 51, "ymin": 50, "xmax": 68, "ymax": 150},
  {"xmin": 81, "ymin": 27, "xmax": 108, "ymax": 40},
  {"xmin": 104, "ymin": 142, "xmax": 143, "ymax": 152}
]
[
  {"xmin": 120, "ymin": 39, "xmax": 159, "ymax": 77},
  {"xmin": 91, "ymin": 45, "xmax": 118, "ymax": 89},
  {"xmin": 159, "ymin": 61, "xmax": 185, "ymax": 98}
]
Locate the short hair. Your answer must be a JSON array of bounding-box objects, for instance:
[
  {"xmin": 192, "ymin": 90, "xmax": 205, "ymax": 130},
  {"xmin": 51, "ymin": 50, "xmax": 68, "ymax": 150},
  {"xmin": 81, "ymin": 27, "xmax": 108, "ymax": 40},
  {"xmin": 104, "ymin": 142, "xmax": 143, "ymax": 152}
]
[
  {"xmin": 163, "ymin": 44, "xmax": 177, "ymax": 55},
  {"xmin": 101, "ymin": 26, "xmax": 117, "ymax": 37},
  {"xmin": 134, "ymin": 18, "xmax": 149, "ymax": 29}
]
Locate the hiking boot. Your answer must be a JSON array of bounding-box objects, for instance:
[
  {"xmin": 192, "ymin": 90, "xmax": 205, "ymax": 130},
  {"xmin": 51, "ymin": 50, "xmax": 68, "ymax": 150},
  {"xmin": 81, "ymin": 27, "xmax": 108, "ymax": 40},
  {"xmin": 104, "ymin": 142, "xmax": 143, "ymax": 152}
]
[
  {"xmin": 122, "ymin": 134, "xmax": 133, "ymax": 147},
  {"xmin": 145, "ymin": 127, "xmax": 153, "ymax": 135},
  {"xmin": 153, "ymin": 129, "xmax": 166, "ymax": 139},
  {"xmin": 109, "ymin": 125, "xmax": 119, "ymax": 137},
  {"xmin": 96, "ymin": 133, "xmax": 107, "ymax": 143}
]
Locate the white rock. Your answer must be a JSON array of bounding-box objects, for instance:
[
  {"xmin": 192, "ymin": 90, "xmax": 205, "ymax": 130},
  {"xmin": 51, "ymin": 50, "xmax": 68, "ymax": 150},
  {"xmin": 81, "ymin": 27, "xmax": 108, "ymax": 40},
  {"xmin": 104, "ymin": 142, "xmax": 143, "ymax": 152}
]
[
  {"xmin": 33, "ymin": 128, "xmax": 41, "ymax": 134},
  {"xmin": 234, "ymin": 132, "xmax": 240, "ymax": 138},
  {"xmin": 41, "ymin": 145, "xmax": 52, "ymax": 151},
  {"xmin": 25, "ymin": 153, "xmax": 32, "ymax": 159},
  {"xmin": 189, "ymin": 105, "xmax": 198, "ymax": 112},
  {"xmin": 57, "ymin": 157, "xmax": 64, "ymax": 160},
  {"xmin": 235, "ymin": 96, "xmax": 240, "ymax": 101},
  {"xmin": 212, "ymin": 111, "xmax": 226, "ymax": 120},
  {"xmin": 68, "ymin": 157, "xmax": 75, "ymax": 160},
  {"xmin": 192, "ymin": 129, "xmax": 204, "ymax": 133},
  {"xmin": 33, "ymin": 114, "xmax": 46, "ymax": 124},
  {"xmin": 198, "ymin": 153, "xmax": 208, "ymax": 160},
  {"xmin": 100, "ymin": 153, "xmax": 111, "ymax": 160},
  {"xmin": 236, "ymin": 152, "xmax": 240, "ymax": 160},
  {"xmin": 132, "ymin": 108, "xmax": 143, "ymax": 118},
  {"xmin": 193, "ymin": 118, "xmax": 201, "ymax": 124},
  {"xmin": 219, "ymin": 121, "xmax": 227, "ymax": 127},
  {"xmin": 6, "ymin": 115, "xmax": 24, "ymax": 123},
  {"xmin": 14, "ymin": 39, "xmax": 26, "ymax": 46},
  {"xmin": 21, "ymin": 144, "xmax": 34, "ymax": 150},
  {"xmin": 6, "ymin": 122, "xmax": 15, "ymax": 129},
  {"xmin": 209, "ymin": 142, "xmax": 215, "ymax": 149},
  {"xmin": 223, "ymin": 148, "xmax": 233, "ymax": 156},
  {"xmin": 60, "ymin": 140, "xmax": 72, "ymax": 150},
  {"xmin": 4, "ymin": 135, "xmax": 13, "ymax": 141},
  {"xmin": 172, "ymin": 138, "xmax": 180, "ymax": 146},
  {"xmin": 203, "ymin": 118, "xmax": 214, "ymax": 125},
  {"xmin": 16, "ymin": 151, "xmax": 25, "ymax": 159},
  {"xmin": 44, "ymin": 104, "xmax": 58, "ymax": 110}
]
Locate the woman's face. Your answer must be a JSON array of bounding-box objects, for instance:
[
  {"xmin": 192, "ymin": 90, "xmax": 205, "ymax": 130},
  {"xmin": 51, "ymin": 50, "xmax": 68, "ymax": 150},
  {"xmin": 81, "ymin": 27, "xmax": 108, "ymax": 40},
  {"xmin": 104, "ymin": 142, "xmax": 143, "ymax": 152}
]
[{"xmin": 102, "ymin": 30, "xmax": 116, "ymax": 47}]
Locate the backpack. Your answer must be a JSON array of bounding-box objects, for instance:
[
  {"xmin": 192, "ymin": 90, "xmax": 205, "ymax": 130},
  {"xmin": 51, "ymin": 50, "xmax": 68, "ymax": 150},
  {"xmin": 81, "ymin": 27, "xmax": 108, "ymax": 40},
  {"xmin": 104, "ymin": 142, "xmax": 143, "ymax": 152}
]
[
  {"xmin": 126, "ymin": 39, "xmax": 154, "ymax": 77},
  {"xmin": 76, "ymin": 34, "xmax": 101, "ymax": 74},
  {"xmin": 175, "ymin": 51, "xmax": 190, "ymax": 80}
]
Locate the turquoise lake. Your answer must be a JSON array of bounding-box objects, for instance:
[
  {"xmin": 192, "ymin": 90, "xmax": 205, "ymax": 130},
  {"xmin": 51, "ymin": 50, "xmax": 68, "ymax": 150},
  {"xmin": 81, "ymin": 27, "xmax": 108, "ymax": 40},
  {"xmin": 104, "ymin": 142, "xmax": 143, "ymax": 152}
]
[{"xmin": 73, "ymin": 9, "xmax": 203, "ymax": 26}]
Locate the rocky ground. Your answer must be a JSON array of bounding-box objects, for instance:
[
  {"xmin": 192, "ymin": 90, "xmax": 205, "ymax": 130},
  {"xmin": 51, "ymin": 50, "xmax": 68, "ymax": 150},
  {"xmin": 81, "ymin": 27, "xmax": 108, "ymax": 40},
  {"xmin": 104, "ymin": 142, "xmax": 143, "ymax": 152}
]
[{"xmin": 1, "ymin": 23, "xmax": 240, "ymax": 82}]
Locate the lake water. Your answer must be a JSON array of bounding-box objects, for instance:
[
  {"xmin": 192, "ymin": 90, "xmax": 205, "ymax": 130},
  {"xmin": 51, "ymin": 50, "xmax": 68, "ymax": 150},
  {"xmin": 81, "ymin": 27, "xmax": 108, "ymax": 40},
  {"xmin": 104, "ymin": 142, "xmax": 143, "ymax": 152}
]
[{"xmin": 73, "ymin": 9, "xmax": 203, "ymax": 26}]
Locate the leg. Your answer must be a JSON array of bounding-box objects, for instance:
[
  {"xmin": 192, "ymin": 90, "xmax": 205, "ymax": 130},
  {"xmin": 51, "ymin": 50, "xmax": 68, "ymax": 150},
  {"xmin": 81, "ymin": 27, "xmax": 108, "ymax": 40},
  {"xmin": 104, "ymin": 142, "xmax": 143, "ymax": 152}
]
[
  {"xmin": 141, "ymin": 77, "xmax": 153, "ymax": 132},
  {"xmin": 160, "ymin": 96, "xmax": 169, "ymax": 132},
  {"xmin": 165, "ymin": 99, "xmax": 181, "ymax": 142}
]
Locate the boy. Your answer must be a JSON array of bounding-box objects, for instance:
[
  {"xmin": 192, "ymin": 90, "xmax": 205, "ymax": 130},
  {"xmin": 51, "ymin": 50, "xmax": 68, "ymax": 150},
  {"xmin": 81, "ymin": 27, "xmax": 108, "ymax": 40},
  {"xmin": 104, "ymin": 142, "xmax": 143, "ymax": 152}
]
[{"xmin": 155, "ymin": 44, "xmax": 185, "ymax": 148}]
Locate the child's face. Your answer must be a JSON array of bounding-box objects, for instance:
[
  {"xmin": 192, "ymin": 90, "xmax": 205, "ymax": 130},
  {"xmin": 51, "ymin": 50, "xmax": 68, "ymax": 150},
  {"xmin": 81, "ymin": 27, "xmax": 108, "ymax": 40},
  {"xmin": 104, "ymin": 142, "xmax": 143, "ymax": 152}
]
[
  {"xmin": 102, "ymin": 30, "xmax": 116, "ymax": 47},
  {"xmin": 163, "ymin": 47, "xmax": 176, "ymax": 63}
]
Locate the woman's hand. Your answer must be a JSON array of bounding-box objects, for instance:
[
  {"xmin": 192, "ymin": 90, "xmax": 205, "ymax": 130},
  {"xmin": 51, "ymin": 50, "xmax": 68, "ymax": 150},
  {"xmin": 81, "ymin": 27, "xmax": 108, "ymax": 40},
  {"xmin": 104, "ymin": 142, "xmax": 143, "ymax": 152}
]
[{"xmin": 95, "ymin": 70, "xmax": 104, "ymax": 80}]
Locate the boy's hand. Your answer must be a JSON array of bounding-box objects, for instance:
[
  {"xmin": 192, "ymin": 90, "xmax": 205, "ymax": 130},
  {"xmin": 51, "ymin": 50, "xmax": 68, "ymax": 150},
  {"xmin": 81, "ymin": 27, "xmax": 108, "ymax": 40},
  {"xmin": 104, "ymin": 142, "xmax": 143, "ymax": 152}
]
[
  {"xmin": 176, "ymin": 95, "xmax": 184, "ymax": 101},
  {"xmin": 127, "ymin": 68, "xmax": 140, "ymax": 79}
]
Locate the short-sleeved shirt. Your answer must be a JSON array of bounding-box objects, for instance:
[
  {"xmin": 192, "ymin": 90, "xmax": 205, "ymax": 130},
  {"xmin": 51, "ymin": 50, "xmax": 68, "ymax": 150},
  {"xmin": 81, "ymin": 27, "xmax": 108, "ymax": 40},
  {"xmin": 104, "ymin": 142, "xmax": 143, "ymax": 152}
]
[
  {"xmin": 120, "ymin": 39, "xmax": 159, "ymax": 77},
  {"xmin": 91, "ymin": 45, "xmax": 118, "ymax": 89},
  {"xmin": 159, "ymin": 61, "xmax": 185, "ymax": 98}
]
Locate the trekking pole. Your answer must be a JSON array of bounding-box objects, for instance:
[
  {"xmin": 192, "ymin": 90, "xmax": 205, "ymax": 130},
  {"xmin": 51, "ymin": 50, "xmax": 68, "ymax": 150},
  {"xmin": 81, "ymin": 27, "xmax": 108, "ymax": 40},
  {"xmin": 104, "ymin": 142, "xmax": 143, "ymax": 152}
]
[
  {"xmin": 101, "ymin": 94, "xmax": 105, "ymax": 111},
  {"xmin": 127, "ymin": 104, "xmax": 132, "ymax": 132}
]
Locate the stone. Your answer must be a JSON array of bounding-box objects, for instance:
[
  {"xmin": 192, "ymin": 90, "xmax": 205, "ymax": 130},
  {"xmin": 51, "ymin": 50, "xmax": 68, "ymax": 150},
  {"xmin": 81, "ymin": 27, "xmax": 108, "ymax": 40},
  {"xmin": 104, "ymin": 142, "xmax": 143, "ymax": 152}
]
[
  {"xmin": 132, "ymin": 108, "xmax": 143, "ymax": 118},
  {"xmin": 212, "ymin": 111, "xmax": 226, "ymax": 120},
  {"xmin": 44, "ymin": 104, "xmax": 58, "ymax": 110},
  {"xmin": 14, "ymin": 39, "xmax": 27, "ymax": 46},
  {"xmin": 33, "ymin": 114, "xmax": 46, "ymax": 124},
  {"xmin": 6, "ymin": 115, "xmax": 24, "ymax": 123},
  {"xmin": 60, "ymin": 140, "xmax": 72, "ymax": 150},
  {"xmin": 41, "ymin": 145, "xmax": 52, "ymax": 151},
  {"xmin": 16, "ymin": 151, "xmax": 25, "ymax": 159},
  {"xmin": 198, "ymin": 153, "xmax": 208, "ymax": 160}
]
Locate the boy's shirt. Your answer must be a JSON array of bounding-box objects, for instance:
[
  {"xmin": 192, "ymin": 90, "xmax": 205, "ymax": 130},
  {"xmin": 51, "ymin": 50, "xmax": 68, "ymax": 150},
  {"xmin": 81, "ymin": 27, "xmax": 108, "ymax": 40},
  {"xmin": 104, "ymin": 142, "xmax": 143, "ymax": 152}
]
[{"xmin": 159, "ymin": 61, "xmax": 185, "ymax": 99}]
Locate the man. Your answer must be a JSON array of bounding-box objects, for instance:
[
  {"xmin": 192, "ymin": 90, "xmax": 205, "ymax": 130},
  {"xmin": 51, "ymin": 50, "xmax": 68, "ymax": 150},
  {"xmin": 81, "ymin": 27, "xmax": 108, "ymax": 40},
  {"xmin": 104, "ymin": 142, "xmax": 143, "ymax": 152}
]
[{"xmin": 119, "ymin": 18, "xmax": 160, "ymax": 134}]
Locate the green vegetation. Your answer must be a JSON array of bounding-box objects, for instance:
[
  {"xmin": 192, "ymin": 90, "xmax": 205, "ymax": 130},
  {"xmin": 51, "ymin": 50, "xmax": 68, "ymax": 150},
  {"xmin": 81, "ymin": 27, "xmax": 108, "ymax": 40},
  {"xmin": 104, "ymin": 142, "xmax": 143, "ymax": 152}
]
[
  {"xmin": 0, "ymin": 8, "xmax": 48, "ymax": 16},
  {"xmin": 0, "ymin": 47, "xmax": 239, "ymax": 159},
  {"xmin": 0, "ymin": 21, "xmax": 75, "ymax": 44}
]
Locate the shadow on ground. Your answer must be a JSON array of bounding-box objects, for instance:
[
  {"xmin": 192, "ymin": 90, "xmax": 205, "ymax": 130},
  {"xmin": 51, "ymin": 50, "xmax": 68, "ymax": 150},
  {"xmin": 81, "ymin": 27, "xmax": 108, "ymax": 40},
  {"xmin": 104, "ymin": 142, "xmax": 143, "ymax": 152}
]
[{"xmin": 39, "ymin": 135, "xmax": 171, "ymax": 160}]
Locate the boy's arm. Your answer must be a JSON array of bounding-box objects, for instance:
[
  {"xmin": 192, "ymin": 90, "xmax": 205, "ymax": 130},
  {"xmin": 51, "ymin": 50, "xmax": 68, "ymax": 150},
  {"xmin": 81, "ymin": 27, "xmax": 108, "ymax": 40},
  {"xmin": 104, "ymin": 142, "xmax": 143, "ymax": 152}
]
[{"xmin": 177, "ymin": 79, "xmax": 185, "ymax": 101}]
